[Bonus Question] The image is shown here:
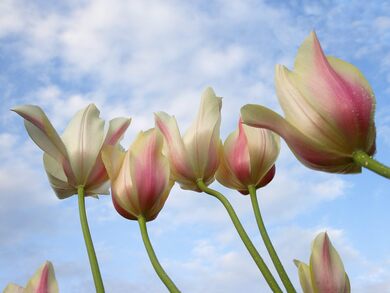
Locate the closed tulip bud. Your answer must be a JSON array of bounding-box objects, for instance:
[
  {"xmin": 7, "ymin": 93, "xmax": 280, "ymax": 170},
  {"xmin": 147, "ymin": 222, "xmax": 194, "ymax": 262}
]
[
  {"xmin": 3, "ymin": 261, "xmax": 58, "ymax": 293},
  {"xmin": 102, "ymin": 128, "xmax": 173, "ymax": 221},
  {"xmin": 294, "ymin": 232, "xmax": 350, "ymax": 293},
  {"xmin": 241, "ymin": 31, "xmax": 376, "ymax": 174},
  {"xmin": 12, "ymin": 104, "xmax": 130, "ymax": 199},
  {"xmin": 216, "ymin": 118, "xmax": 280, "ymax": 194},
  {"xmin": 155, "ymin": 87, "xmax": 222, "ymax": 191}
]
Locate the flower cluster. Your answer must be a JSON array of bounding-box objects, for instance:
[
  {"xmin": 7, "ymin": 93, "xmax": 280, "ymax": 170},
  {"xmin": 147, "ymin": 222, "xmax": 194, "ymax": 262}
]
[{"xmin": 8, "ymin": 31, "xmax": 387, "ymax": 292}]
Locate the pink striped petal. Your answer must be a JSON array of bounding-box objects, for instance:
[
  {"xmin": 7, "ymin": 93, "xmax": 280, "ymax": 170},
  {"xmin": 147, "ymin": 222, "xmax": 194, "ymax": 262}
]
[
  {"xmin": 25, "ymin": 261, "xmax": 58, "ymax": 293},
  {"xmin": 129, "ymin": 129, "xmax": 171, "ymax": 220},
  {"xmin": 310, "ymin": 232, "xmax": 347, "ymax": 293}
]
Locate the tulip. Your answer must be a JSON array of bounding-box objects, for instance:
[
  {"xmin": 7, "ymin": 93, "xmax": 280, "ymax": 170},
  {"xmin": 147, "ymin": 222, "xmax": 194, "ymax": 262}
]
[
  {"xmin": 102, "ymin": 128, "xmax": 173, "ymax": 221},
  {"xmin": 294, "ymin": 232, "xmax": 350, "ymax": 293},
  {"xmin": 241, "ymin": 31, "xmax": 376, "ymax": 174},
  {"xmin": 102, "ymin": 128, "xmax": 180, "ymax": 292},
  {"xmin": 12, "ymin": 104, "xmax": 131, "ymax": 198},
  {"xmin": 216, "ymin": 118, "xmax": 280, "ymax": 194},
  {"xmin": 155, "ymin": 87, "xmax": 222, "ymax": 191},
  {"xmin": 3, "ymin": 261, "xmax": 58, "ymax": 293}
]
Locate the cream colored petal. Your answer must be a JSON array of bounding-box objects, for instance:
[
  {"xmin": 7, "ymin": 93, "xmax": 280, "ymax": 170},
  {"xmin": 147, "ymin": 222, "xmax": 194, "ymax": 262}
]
[
  {"xmin": 310, "ymin": 232, "xmax": 347, "ymax": 293},
  {"xmin": 12, "ymin": 105, "xmax": 68, "ymax": 164},
  {"xmin": 183, "ymin": 87, "xmax": 222, "ymax": 179},
  {"xmin": 293, "ymin": 260, "xmax": 314, "ymax": 293},
  {"xmin": 3, "ymin": 283, "xmax": 24, "ymax": 293},
  {"xmin": 155, "ymin": 111, "xmax": 195, "ymax": 183},
  {"xmin": 241, "ymin": 104, "xmax": 360, "ymax": 173},
  {"xmin": 25, "ymin": 261, "xmax": 58, "ymax": 293},
  {"xmin": 43, "ymin": 154, "xmax": 76, "ymax": 199},
  {"xmin": 61, "ymin": 104, "xmax": 105, "ymax": 186}
]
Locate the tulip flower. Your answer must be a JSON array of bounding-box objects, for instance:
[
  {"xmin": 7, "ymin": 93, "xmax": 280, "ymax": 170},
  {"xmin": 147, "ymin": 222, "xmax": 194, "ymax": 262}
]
[
  {"xmin": 241, "ymin": 31, "xmax": 382, "ymax": 175},
  {"xmin": 13, "ymin": 104, "xmax": 130, "ymax": 292},
  {"xmin": 216, "ymin": 118, "xmax": 280, "ymax": 194},
  {"xmin": 155, "ymin": 87, "xmax": 222, "ymax": 191},
  {"xmin": 102, "ymin": 128, "xmax": 173, "ymax": 221},
  {"xmin": 3, "ymin": 261, "xmax": 58, "ymax": 293},
  {"xmin": 294, "ymin": 232, "xmax": 350, "ymax": 293},
  {"xmin": 12, "ymin": 104, "xmax": 131, "ymax": 198},
  {"xmin": 102, "ymin": 128, "xmax": 179, "ymax": 292}
]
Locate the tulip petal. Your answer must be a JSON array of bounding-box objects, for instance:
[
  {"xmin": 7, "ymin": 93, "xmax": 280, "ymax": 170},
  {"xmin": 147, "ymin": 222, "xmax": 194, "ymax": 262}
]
[
  {"xmin": 155, "ymin": 111, "xmax": 195, "ymax": 185},
  {"xmin": 25, "ymin": 261, "xmax": 59, "ymax": 293},
  {"xmin": 101, "ymin": 145, "xmax": 126, "ymax": 181},
  {"xmin": 292, "ymin": 31, "xmax": 375, "ymax": 153},
  {"xmin": 275, "ymin": 65, "xmax": 348, "ymax": 153},
  {"xmin": 129, "ymin": 129, "xmax": 171, "ymax": 220},
  {"xmin": 241, "ymin": 104, "xmax": 360, "ymax": 173},
  {"xmin": 61, "ymin": 104, "xmax": 105, "ymax": 186},
  {"xmin": 243, "ymin": 123, "xmax": 280, "ymax": 186},
  {"xmin": 86, "ymin": 117, "xmax": 131, "ymax": 190},
  {"xmin": 183, "ymin": 87, "xmax": 222, "ymax": 179},
  {"xmin": 294, "ymin": 259, "xmax": 314, "ymax": 293},
  {"xmin": 43, "ymin": 154, "xmax": 76, "ymax": 199},
  {"xmin": 12, "ymin": 105, "xmax": 68, "ymax": 165},
  {"xmin": 256, "ymin": 164, "xmax": 276, "ymax": 189},
  {"xmin": 3, "ymin": 284, "xmax": 24, "ymax": 293},
  {"xmin": 310, "ymin": 232, "xmax": 347, "ymax": 293}
]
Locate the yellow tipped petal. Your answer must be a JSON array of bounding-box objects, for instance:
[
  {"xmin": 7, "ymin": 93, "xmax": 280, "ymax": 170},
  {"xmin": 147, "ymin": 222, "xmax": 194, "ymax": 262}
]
[
  {"xmin": 3, "ymin": 284, "xmax": 24, "ymax": 293},
  {"xmin": 25, "ymin": 261, "xmax": 58, "ymax": 293},
  {"xmin": 101, "ymin": 145, "xmax": 126, "ymax": 181},
  {"xmin": 61, "ymin": 104, "xmax": 105, "ymax": 186},
  {"xmin": 294, "ymin": 260, "xmax": 314, "ymax": 293}
]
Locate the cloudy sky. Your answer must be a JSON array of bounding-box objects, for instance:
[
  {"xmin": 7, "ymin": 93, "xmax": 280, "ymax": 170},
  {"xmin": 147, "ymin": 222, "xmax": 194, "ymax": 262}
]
[{"xmin": 1, "ymin": 0, "xmax": 390, "ymax": 292}]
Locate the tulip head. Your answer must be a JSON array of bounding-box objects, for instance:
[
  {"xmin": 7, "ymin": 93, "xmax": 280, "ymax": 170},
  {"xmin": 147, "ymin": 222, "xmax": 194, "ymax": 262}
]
[
  {"xmin": 294, "ymin": 232, "xmax": 350, "ymax": 293},
  {"xmin": 4, "ymin": 261, "xmax": 58, "ymax": 293},
  {"xmin": 155, "ymin": 87, "xmax": 222, "ymax": 191},
  {"xmin": 216, "ymin": 119, "xmax": 280, "ymax": 194},
  {"xmin": 13, "ymin": 104, "xmax": 130, "ymax": 199},
  {"xmin": 241, "ymin": 31, "xmax": 376, "ymax": 174},
  {"xmin": 102, "ymin": 128, "xmax": 173, "ymax": 221}
]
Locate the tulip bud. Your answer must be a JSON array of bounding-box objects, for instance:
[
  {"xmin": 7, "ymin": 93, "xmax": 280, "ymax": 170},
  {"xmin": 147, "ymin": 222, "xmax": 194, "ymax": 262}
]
[
  {"xmin": 294, "ymin": 232, "xmax": 350, "ymax": 293},
  {"xmin": 155, "ymin": 87, "xmax": 222, "ymax": 191},
  {"xmin": 216, "ymin": 118, "xmax": 280, "ymax": 194},
  {"xmin": 241, "ymin": 31, "xmax": 376, "ymax": 174},
  {"xmin": 102, "ymin": 128, "xmax": 173, "ymax": 221},
  {"xmin": 12, "ymin": 104, "xmax": 130, "ymax": 199},
  {"xmin": 3, "ymin": 261, "xmax": 58, "ymax": 293}
]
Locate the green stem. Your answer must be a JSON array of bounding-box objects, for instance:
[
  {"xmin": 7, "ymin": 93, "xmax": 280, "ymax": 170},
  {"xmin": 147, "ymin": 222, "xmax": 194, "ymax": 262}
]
[
  {"xmin": 137, "ymin": 215, "xmax": 181, "ymax": 293},
  {"xmin": 352, "ymin": 150, "xmax": 390, "ymax": 179},
  {"xmin": 196, "ymin": 179, "xmax": 282, "ymax": 293},
  {"xmin": 249, "ymin": 185, "xmax": 296, "ymax": 293},
  {"xmin": 77, "ymin": 186, "xmax": 105, "ymax": 293}
]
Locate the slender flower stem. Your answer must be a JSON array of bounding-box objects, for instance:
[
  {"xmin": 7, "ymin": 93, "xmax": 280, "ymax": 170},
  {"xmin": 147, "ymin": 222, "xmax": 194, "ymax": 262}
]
[
  {"xmin": 137, "ymin": 215, "xmax": 181, "ymax": 293},
  {"xmin": 248, "ymin": 185, "xmax": 296, "ymax": 293},
  {"xmin": 77, "ymin": 186, "xmax": 105, "ymax": 293},
  {"xmin": 196, "ymin": 179, "xmax": 282, "ymax": 293},
  {"xmin": 352, "ymin": 150, "xmax": 390, "ymax": 179}
]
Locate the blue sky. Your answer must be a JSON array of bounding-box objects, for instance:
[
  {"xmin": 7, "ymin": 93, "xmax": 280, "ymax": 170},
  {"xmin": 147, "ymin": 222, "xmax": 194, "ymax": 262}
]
[{"xmin": 1, "ymin": 0, "xmax": 390, "ymax": 292}]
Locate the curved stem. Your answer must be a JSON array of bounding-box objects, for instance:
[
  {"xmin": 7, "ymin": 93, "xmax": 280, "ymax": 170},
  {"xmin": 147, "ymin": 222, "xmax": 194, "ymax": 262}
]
[
  {"xmin": 352, "ymin": 150, "xmax": 390, "ymax": 179},
  {"xmin": 137, "ymin": 215, "xmax": 181, "ymax": 293},
  {"xmin": 249, "ymin": 185, "xmax": 296, "ymax": 293},
  {"xmin": 196, "ymin": 180, "xmax": 282, "ymax": 293},
  {"xmin": 77, "ymin": 186, "xmax": 105, "ymax": 293}
]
